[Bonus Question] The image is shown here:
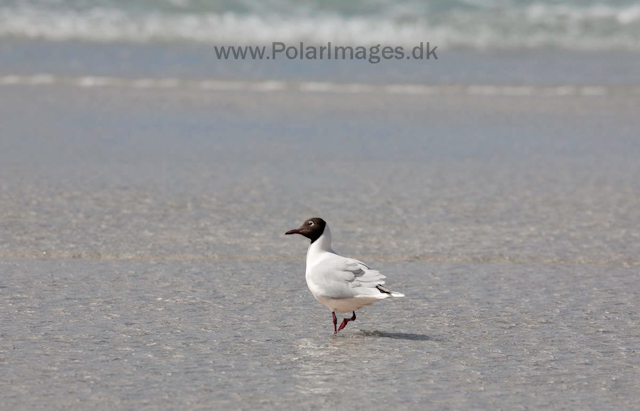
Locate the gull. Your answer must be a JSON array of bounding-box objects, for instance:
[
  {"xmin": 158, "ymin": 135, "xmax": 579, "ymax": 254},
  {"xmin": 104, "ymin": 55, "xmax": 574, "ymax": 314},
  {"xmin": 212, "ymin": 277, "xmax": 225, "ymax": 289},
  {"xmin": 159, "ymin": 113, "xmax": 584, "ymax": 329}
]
[{"xmin": 285, "ymin": 217, "xmax": 404, "ymax": 334}]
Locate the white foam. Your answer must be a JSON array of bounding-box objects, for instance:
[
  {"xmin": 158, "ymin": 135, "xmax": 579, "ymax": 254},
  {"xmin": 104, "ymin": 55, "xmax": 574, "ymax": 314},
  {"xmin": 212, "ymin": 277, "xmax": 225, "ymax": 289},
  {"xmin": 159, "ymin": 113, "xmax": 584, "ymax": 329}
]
[
  {"xmin": 384, "ymin": 85, "xmax": 438, "ymax": 95},
  {"xmin": 340, "ymin": 84, "xmax": 375, "ymax": 93},
  {"xmin": 0, "ymin": 74, "xmax": 634, "ymax": 98},
  {"xmin": 78, "ymin": 76, "xmax": 117, "ymax": 87},
  {"xmin": 0, "ymin": 4, "xmax": 639, "ymax": 51},
  {"xmin": 298, "ymin": 82, "xmax": 340, "ymax": 93},
  {"xmin": 248, "ymin": 81, "xmax": 287, "ymax": 92}
]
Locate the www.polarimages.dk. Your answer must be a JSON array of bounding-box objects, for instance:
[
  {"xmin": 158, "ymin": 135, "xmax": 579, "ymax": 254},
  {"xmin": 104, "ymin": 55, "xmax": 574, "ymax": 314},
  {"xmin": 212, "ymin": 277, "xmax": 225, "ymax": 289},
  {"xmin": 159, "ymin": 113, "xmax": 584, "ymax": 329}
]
[{"xmin": 214, "ymin": 42, "xmax": 438, "ymax": 64}]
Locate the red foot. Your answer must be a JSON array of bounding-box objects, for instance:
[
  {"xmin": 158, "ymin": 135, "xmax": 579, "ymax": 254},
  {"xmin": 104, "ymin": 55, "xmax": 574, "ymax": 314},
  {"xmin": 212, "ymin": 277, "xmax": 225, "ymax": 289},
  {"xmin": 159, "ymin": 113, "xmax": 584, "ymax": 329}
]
[
  {"xmin": 332, "ymin": 312, "xmax": 338, "ymax": 334},
  {"xmin": 337, "ymin": 311, "xmax": 356, "ymax": 333}
]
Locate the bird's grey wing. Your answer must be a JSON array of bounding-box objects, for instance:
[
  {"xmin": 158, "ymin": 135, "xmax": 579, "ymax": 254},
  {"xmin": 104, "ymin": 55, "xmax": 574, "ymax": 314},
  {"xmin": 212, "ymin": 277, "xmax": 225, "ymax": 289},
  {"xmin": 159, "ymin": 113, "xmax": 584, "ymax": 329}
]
[
  {"xmin": 340, "ymin": 258, "xmax": 387, "ymax": 289},
  {"xmin": 311, "ymin": 257, "xmax": 388, "ymax": 299}
]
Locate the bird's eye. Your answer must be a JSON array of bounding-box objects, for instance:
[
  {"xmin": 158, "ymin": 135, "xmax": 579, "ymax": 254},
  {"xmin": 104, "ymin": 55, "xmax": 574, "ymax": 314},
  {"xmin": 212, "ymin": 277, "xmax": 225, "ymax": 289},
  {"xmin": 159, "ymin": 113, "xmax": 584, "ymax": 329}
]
[{"xmin": 308, "ymin": 221, "xmax": 314, "ymax": 226}]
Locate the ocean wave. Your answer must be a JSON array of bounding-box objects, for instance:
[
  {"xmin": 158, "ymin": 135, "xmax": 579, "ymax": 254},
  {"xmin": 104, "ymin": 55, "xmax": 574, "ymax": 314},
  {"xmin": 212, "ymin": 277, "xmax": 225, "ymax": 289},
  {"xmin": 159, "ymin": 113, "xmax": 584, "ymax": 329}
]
[
  {"xmin": 4, "ymin": 74, "xmax": 639, "ymax": 96},
  {"xmin": 0, "ymin": 3, "xmax": 639, "ymax": 51}
]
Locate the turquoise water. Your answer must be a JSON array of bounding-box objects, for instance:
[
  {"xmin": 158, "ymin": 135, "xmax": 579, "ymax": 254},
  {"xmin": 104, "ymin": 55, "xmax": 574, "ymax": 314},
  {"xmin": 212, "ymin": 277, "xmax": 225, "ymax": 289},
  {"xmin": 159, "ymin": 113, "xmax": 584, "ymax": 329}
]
[{"xmin": 0, "ymin": 0, "xmax": 639, "ymax": 50}]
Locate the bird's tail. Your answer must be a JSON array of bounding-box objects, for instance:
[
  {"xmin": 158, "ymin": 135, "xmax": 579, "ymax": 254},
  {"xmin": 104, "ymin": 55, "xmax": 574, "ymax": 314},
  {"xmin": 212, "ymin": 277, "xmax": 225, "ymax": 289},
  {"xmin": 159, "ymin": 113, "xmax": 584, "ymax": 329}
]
[{"xmin": 376, "ymin": 284, "xmax": 405, "ymax": 298}]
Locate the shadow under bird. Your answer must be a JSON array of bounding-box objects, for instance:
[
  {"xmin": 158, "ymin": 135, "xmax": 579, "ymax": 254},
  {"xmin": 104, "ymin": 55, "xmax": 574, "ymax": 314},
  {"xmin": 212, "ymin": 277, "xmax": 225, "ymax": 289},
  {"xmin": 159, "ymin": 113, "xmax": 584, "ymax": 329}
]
[{"xmin": 285, "ymin": 218, "xmax": 405, "ymax": 334}]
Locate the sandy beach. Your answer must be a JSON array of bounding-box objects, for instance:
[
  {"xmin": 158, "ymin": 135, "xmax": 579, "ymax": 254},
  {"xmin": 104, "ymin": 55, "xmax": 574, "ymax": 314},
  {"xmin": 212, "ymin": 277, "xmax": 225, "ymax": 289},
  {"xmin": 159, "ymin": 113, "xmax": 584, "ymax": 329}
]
[{"xmin": 1, "ymin": 36, "xmax": 640, "ymax": 409}]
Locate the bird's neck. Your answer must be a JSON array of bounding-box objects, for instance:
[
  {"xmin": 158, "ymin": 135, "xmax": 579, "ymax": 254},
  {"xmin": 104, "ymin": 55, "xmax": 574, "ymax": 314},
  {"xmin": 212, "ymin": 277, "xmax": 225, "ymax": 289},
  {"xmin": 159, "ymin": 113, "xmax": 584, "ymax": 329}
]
[{"xmin": 307, "ymin": 226, "xmax": 334, "ymax": 263}]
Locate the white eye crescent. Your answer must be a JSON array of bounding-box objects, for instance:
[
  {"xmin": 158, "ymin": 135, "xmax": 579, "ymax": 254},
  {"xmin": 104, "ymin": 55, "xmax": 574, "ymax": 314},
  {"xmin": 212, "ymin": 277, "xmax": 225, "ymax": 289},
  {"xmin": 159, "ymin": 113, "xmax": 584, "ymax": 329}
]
[{"xmin": 308, "ymin": 221, "xmax": 314, "ymax": 226}]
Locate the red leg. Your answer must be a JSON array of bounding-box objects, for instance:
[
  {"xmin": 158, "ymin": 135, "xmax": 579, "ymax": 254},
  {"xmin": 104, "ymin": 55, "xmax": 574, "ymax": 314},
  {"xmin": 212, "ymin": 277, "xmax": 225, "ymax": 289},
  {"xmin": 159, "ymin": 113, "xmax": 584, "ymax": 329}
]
[
  {"xmin": 337, "ymin": 311, "xmax": 357, "ymax": 332},
  {"xmin": 332, "ymin": 312, "xmax": 338, "ymax": 334}
]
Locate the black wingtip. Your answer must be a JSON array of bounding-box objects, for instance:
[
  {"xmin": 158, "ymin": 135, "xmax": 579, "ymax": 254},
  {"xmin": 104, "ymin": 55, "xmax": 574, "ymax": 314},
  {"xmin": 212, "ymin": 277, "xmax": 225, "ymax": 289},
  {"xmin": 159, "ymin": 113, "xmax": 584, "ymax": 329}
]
[{"xmin": 376, "ymin": 285, "xmax": 392, "ymax": 294}]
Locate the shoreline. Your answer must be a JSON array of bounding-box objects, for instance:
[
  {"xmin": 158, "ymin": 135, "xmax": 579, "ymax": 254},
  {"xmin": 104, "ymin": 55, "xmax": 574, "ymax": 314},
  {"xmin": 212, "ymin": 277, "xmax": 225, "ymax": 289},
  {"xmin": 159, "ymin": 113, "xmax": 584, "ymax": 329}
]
[
  {"xmin": 2, "ymin": 74, "xmax": 640, "ymax": 96},
  {"xmin": 2, "ymin": 39, "xmax": 640, "ymax": 86}
]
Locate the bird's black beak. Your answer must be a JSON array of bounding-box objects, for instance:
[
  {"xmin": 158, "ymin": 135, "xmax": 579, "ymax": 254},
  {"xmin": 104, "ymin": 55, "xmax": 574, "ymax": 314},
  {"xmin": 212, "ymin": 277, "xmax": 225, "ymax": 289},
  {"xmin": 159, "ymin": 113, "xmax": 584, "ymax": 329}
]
[{"xmin": 285, "ymin": 229, "xmax": 301, "ymax": 235}]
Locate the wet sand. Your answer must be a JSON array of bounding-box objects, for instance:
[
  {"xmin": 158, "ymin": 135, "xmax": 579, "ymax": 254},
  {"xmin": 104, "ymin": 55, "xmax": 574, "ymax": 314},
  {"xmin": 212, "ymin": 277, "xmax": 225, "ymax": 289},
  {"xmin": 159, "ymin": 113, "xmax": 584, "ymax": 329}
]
[
  {"xmin": 2, "ymin": 259, "xmax": 639, "ymax": 409},
  {"xmin": 1, "ymin": 82, "xmax": 639, "ymax": 409}
]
